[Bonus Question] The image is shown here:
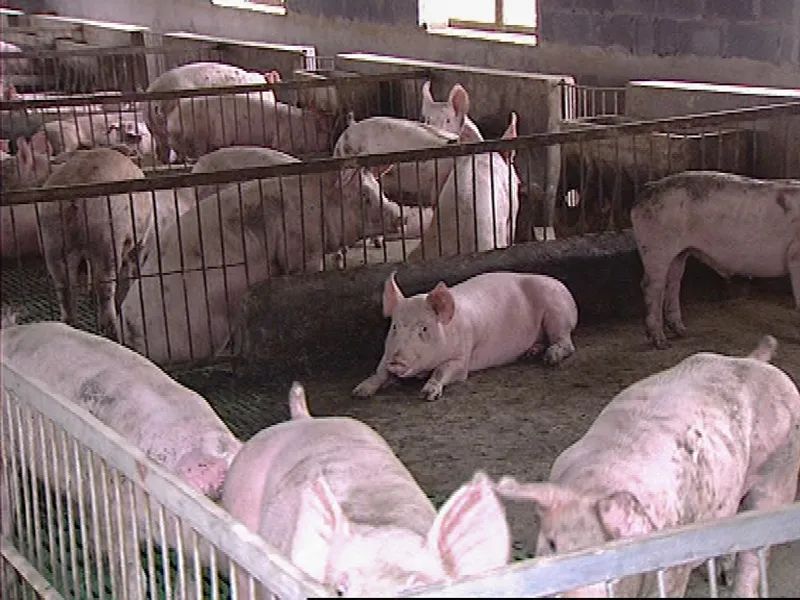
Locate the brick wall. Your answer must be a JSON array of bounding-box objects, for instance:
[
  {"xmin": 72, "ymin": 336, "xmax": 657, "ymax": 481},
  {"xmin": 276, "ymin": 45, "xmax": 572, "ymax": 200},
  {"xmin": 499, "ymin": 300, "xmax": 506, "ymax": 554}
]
[{"xmin": 540, "ymin": 0, "xmax": 800, "ymax": 66}]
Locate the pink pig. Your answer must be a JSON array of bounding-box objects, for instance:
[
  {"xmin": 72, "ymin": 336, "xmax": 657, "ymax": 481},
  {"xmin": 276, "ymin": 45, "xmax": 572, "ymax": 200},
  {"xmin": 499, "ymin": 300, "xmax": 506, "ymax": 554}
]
[
  {"xmin": 496, "ymin": 336, "xmax": 800, "ymax": 597},
  {"xmin": 220, "ymin": 382, "xmax": 509, "ymax": 597},
  {"xmin": 353, "ymin": 271, "xmax": 578, "ymax": 401}
]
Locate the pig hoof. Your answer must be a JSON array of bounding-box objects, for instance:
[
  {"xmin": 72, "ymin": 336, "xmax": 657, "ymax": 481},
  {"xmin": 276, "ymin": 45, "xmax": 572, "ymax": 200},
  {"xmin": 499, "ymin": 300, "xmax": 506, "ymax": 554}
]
[
  {"xmin": 421, "ymin": 382, "xmax": 443, "ymax": 401},
  {"xmin": 666, "ymin": 321, "xmax": 687, "ymax": 337},
  {"xmin": 648, "ymin": 332, "xmax": 669, "ymax": 349},
  {"xmin": 352, "ymin": 380, "xmax": 378, "ymax": 398}
]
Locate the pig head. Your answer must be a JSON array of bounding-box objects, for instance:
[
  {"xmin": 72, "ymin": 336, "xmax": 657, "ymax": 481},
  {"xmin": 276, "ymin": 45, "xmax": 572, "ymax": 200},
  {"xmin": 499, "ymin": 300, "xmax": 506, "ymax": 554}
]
[{"xmin": 421, "ymin": 80, "xmax": 484, "ymax": 142}]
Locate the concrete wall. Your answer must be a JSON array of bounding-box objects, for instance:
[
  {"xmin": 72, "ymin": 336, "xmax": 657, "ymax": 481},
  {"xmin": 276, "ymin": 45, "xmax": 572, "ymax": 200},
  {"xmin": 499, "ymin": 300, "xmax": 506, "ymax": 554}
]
[
  {"xmin": 541, "ymin": 0, "xmax": 800, "ymax": 67},
  {"xmin": 16, "ymin": 0, "xmax": 800, "ymax": 88}
]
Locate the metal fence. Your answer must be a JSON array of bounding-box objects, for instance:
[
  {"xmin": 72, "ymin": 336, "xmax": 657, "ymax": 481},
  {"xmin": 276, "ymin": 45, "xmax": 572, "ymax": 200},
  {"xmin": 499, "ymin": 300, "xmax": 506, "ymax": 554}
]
[
  {"xmin": 560, "ymin": 81, "xmax": 626, "ymax": 122},
  {"xmin": 406, "ymin": 500, "xmax": 800, "ymax": 597},
  {"xmin": 4, "ymin": 358, "xmax": 798, "ymax": 598},
  {"xmin": 1, "ymin": 100, "xmax": 798, "ymax": 367},
  {"xmin": 0, "ymin": 361, "xmax": 331, "ymax": 600},
  {"xmin": 1, "ymin": 45, "xmax": 228, "ymax": 96},
  {"xmin": 0, "ymin": 69, "xmax": 431, "ymax": 172}
]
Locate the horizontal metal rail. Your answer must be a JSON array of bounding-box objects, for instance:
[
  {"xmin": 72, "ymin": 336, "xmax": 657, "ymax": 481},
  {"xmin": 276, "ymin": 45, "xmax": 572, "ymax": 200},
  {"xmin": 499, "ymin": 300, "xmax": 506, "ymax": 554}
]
[
  {"xmin": 407, "ymin": 501, "xmax": 800, "ymax": 597},
  {"xmin": 0, "ymin": 68, "xmax": 431, "ymax": 108},
  {"xmin": 0, "ymin": 362, "xmax": 332, "ymax": 599},
  {"xmin": 3, "ymin": 100, "xmax": 798, "ymax": 206},
  {"xmin": 0, "ymin": 46, "xmax": 227, "ymax": 60}
]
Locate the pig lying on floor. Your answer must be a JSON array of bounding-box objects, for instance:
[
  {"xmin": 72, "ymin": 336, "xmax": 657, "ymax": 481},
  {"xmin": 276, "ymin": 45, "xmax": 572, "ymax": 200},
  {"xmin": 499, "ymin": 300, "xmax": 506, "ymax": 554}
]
[
  {"xmin": 497, "ymin": 335, "xmax": 800, "ymax": 597},
  {"xmin": 354, "ymin": 271, "xmax": 578, "ymax": 401}
]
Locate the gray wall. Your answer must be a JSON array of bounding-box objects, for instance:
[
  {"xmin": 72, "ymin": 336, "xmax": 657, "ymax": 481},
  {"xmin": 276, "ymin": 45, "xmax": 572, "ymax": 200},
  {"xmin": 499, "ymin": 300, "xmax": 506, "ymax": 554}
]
[
  {"xmin": 541, "ymin": 0, "xmax": 800, "ymax": 67},
  {"xmin": 13, "ymin": 0, "xmax": 800, "ymax": 88}
]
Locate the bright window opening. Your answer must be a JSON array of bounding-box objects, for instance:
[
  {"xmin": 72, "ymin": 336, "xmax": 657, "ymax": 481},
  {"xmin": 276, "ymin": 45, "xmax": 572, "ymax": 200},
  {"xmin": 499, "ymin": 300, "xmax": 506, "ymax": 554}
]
[{"xmin": 420, "ymin": 0, "xmax": 538, "ymax": 39}]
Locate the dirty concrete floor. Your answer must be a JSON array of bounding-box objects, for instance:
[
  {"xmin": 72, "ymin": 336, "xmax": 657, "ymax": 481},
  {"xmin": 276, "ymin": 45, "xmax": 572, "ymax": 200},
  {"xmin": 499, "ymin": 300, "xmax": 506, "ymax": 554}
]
[{"xmin": 178, "ymin": 289, "xmax": 800, "ymax": 597}]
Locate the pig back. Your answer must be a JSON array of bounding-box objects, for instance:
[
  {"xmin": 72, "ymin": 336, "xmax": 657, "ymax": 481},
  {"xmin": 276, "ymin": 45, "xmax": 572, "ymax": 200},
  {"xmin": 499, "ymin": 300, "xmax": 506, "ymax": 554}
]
[{"xmin": 227, "ymin": 417, "xmax": 436, "ymax": 555}]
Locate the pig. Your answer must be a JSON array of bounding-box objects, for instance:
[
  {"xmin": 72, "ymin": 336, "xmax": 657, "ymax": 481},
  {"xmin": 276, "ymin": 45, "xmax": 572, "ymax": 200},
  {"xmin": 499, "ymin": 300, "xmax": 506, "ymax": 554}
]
[
  {"xmin": 220, "ymin": 382, "xmax": 509, "ymax": 597},
  {"xmin": 120, "ymin": 166, "xmax": 403, "ymax": 364},
  {"xmin": 420, "ymin": 80, "xmax": 484, "ymax": 143},
  {"xmin": 144, "ymin": 61, "xmax": 275, "ymax": 163},
  {"xmin": 0, "ymin": 40, "xmax": 27, "ymax": 101},
  {"xmin": 333, "ymin": 114, "xmax": 461, "ymax": 208},
  {"xmin": 42, "ymin": 113, "xmax": 153, "ymax": 159},
  {"xmin": 630, "ymin": 171, "xmax": 800, "ymax": 348},
  {"xmin": 353, "ymin": 270, "xmax": 578, "ymax": 401},
  {"xmin": 188, "ymin": 145, "xmax": 299, "ymax": 201},
  {"xmin": 37, "ymin": 148, "xmax": 155, "ymax": 339},
  {"xmin": 408, "ymin": 113, "xmax": 519, "ymax": 261},
  {"xmin": 165, "ymin": 91, "xmax": 332, "ymax": 160},
  {"xmin": 1, "ymin": 136, "xmax": 54, "ymax": 260},
  {"xmin": 496, "ymin": 335, "xmax": 800, "ymax": 597},
  {"xmin": 0, "ymin": 320, "xmax": 241, "ymax": 599}
]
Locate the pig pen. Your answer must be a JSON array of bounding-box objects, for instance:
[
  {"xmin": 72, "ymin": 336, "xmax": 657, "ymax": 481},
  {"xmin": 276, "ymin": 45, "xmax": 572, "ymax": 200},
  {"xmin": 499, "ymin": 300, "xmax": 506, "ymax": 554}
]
[{"xmin": 2, "ymin": 100, "xmax": 800, "ymax": 596}]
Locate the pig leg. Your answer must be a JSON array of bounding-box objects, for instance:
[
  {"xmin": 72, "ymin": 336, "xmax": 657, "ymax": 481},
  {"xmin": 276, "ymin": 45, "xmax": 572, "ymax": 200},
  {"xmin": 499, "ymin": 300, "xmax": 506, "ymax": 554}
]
[
  {"xmin": 44, "ymin": 247, "xmax": 81, "ymax": 326},
  {"xmin": 91, "ymin": 252, "xmax": 122, "ymax": 341},
  {"xmin": 421, "ymin": 359, "xmax": 468, "ymax": 401},
  {"xmin": 732, "ymin": 438, "xmax": 800, "ymax": 597},
  {"xmin": 788, "ymin": 238, "xmax": 800, "ymax": 308},
  {"xmin": 663, "ymin": 251, "xmax": 688, "ymax": 337},
  {"xmin": 353, "ymin": 363, "xmax": 392, "ymax": 397},
  {"xmin": 541, "ymin": 308, "xmax": 576, "ymax": 365},
  {"xmin": 639, "ymin": 252, "xmax": 673, "ymax": 349}
]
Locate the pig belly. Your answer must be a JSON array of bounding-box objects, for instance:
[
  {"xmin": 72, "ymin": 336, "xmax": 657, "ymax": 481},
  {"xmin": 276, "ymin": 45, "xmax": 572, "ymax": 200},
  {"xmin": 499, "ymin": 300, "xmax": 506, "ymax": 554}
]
[
  {"xmin": 467, "ymin": 308, "xmax": 543, "ymax": 371},
  {"xmin": 690, "ymin": 231, "xmax": 790, "ymax": 278}
]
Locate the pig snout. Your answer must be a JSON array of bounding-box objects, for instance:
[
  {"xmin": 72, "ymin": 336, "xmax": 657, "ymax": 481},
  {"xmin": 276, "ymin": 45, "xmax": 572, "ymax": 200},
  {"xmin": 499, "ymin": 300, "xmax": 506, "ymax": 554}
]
[{"xmin": 385, "ymin": 351, "xmax": 416, "ymax": 377}]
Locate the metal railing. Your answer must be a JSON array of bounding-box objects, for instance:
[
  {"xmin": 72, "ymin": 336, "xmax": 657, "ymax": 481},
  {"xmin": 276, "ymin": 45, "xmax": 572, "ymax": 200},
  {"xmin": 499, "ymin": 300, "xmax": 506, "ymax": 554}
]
[
  {"xmin": 0, "ymin": 361, "xmax": 331, "ymax": 599},
  {"xmin": 1, "ymin": 101, "xmax": 798, "ymax": 367},
  {"xmin": 1, "ymin": 69, "xmax": 431, "ymax": 170},
  {"xmin": 406, "ymin": 501, "xmax": 800, "ymax": 597},
  {"xmin": 560, "ymin": 81, "xmax": 626, "ymax": 122}
]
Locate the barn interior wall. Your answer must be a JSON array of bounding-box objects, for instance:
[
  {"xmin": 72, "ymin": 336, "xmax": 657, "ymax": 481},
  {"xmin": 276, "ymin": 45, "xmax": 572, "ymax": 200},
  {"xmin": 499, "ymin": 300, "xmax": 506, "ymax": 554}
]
[{"xmin": 16, "ymin": 0, "xmax": 800, "ymax": 88}]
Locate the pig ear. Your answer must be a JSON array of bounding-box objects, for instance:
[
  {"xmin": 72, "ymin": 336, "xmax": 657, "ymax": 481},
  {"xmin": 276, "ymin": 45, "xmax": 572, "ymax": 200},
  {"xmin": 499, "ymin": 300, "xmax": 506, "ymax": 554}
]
[
  {"xmin": 427, "ymin": 472, "xmax": 510, "ymax": 578},
  {"xmin": 494, "ymin": 476, "xmax": 576, "ymax": 513},
  {"xmin": 597, "ymin": 491, "xmax": 655, "ymax": 540},
  {"xmin": 426, "ymin": 282, "xmax": 455, "ymax": 324},
  {"xmin": 500, "ymin": 112, "xmax": 518, "ymax": 164},
  {"xmin": 448, "ymin": 84, "xmax": 470, "ymax": 124},
  {"xmin": 382, "ymin": 271, "xmax": 404, "ymax": 318},
  {"xmin": 290, "ymin": 475, "xmax": 350, "ymax": 582},
  {"xmin": 369, "ymin": 163, "xmax": 393, "ymax": 179}
]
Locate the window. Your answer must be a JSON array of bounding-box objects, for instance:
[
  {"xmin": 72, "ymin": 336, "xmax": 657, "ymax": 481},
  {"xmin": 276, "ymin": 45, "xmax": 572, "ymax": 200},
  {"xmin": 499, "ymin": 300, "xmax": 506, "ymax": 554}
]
[
  {"xmin": 211, "ymin": 0, "xmax": 286, "ymax": 15},
  {"xmin": 420, "ymin": 0, "xmax": 538, "ymax": 38}
]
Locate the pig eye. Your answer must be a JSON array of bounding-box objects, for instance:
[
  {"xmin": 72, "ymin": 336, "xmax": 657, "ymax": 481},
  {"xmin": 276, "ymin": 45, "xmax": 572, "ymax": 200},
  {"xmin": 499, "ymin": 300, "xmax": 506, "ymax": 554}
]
[
  {"xmin": 421, "ymin": 326, "xmax": 427, "ymax": 333},
  {"xmin": 547, "ymin": 538, "xmax": 557, "ymax": 553}
]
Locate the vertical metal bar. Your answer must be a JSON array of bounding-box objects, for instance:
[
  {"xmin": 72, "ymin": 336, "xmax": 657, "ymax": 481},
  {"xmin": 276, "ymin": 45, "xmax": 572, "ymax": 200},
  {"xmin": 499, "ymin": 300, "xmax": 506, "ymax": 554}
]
[
  {"xmin": 24, "ymin": 407, "xmax": 43, "ymax": 574},
  {"xmin": 98, "ymin": 460, "xmax": 117, "ymax": 597},
  {"xmin": 656, "ymin": 568, "xmax": 667, "ymax": 598},
  {"xmin": 70, "ymin": 437, "xmax": 93, "ymax": 600},
  {"xmin": 157, "ymin": 505, "xmax": 172, "ymax": 600},
  {"xmin": 471, "ymin": 152, "xmax": 479, "ymax": 253},
  {"xmin": 757, "ymin": 546, "xmax": 769, "ymax": 598},
  {"xmin": 86, "ymin": 447, "xmax": 106, "ymax": 600},
  {"xmin": 706, "ymin": 557, "xmax": 719, "ymax": 598},
  {"xmin": 35, "ymin": 415, "xmax": 58, "ymax": 590}
]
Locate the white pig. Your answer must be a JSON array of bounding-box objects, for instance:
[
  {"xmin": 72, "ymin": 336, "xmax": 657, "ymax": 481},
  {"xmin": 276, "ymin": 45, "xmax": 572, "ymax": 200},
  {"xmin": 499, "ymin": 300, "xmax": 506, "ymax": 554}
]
[
  {"xmin": 630, "ymin": 171, "xmax": 800, "ymax": 348},
  {"xmin": 0, "ymin": 320, "xmax": 241, "ymax": 599},
  {"xmin": 189, "ymin": 145, "xmax": 299, "ymax": 201},
  {"xmin": 420, "ymin": 80, "xmax": 484, "ymax": 143},
  {"xmin": 166, "ymin": 92, "xmax": 332, "ymax": 160},
  {"xmin": 333, "ymin": 114, "xmax": 460, "ymax": 208},
  {"xmin": 354, "ymin": 270, "xmax": 578, "ymax": 401},
  {"xmin": 42, "ymin": 113, "xmax": 153, "ymax": 159},
  {"xmin": 144, "ymin": 61, "xmax": 274, "ymax": 163},
  {"xmin": 496, "ymin": 335, "xmax": 800, "ymax": 597},
  {"xmin": 408, "ymin": 113, "xmax": 519, "ymax": 261},
  {"xmin": 120, "ymin": 167, "xmax": 403, "ymax": 364},
  {"xmin": 37, "ymin": 148, "xmax": 154, "ymax": 339},
  {"xmin": 1, "ymin": 136, "xmax": 53, "ymax": 259},
  {"xmin": 221, "ymin": 382, "xmax": 509, "ymax": 597}
]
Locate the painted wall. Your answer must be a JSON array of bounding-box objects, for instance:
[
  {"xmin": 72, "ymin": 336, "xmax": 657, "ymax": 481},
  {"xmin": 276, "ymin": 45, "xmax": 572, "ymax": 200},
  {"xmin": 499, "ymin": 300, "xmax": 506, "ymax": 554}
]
[{"xmin": 12, "ymin": 0, "xmax": 800, "ymax": 88}]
